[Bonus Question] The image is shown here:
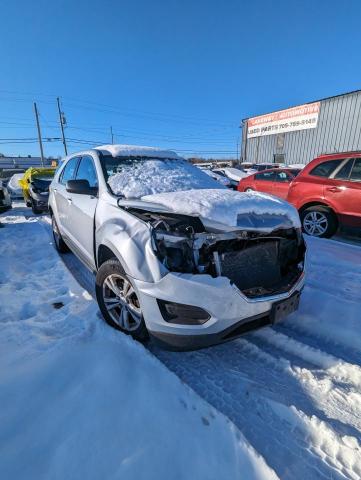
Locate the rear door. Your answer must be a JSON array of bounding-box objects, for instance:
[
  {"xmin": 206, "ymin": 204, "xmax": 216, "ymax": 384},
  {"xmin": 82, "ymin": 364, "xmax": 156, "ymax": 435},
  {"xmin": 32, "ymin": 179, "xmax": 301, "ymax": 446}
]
[
  {"xmin": 253, "ymin": 170, "xmax": 277, "ymax": 194},
  {"xmin": 272, "ymin": 170, "xmax": 293, "ymax": 199},
  {"xmin": 325, "ymin": 158, "xmax": 361, "ymax": 228},
  {"xmin": 67, "ymin": 155, "xmax": 99, "ymax": 268},
  {"xmin": 54, "ymin": 157, "xmax": 80, "ymax": 239}
]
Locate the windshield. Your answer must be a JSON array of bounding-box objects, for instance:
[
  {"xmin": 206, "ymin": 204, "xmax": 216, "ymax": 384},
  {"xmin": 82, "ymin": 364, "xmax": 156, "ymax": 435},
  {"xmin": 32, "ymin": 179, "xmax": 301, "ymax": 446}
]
[{"xmin": 100, "ymin": 156, "xmax": 224, "ymax": 198}]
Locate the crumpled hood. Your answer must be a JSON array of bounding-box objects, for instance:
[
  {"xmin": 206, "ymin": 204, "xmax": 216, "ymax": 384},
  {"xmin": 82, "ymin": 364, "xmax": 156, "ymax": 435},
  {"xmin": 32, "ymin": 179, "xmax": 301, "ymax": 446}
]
[{"xmin": 141, "ymin": 189, "xmax": 301, "ymax": 231}]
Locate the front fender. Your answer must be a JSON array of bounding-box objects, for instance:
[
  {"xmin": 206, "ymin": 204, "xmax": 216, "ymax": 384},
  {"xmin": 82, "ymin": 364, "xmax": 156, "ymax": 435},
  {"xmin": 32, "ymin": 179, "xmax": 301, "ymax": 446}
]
[{"xmin": 96, "ymin": 213, "xmax": 165, "ymax": 283}]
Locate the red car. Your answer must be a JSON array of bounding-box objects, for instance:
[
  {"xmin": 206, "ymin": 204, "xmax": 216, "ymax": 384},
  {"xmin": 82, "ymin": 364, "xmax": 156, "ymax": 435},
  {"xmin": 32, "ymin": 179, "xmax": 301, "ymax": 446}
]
[
  {"xmin": 287, "ymin": 153, "xmax": 361, "ymax": 238},
  {"xmin": 237, "ymin": 168, "xmax": 301, "ymax": 199}
]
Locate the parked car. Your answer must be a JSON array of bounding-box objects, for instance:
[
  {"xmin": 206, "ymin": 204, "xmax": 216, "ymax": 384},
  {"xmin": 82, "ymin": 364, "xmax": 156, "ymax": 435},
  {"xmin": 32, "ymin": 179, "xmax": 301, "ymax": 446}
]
[
  {"xmin": 287, "ymin": 153, "xmax": 361, "ymax": 237},
  {"xmin": 49, "ymin": 144, "xmax": 305, "ymax": 350},
  {"xmin": 241, "ymin": 163, "xmax": 281, "ymax": 175},
  {"xmin": 212, "ymin": 167, "xmax": 248, "ymax": 188},
  {"xmin": 0, "ymin": 180, "xmax": 12, "ymax": 212},
  {"xmin": 238, "ymin": 168, "xmax": 301, "ymax": 199},
  {"xmin": 7, "ymin": 173, "xmax": 24, "ymax": 199},
  {"xmin": 19, "ymin": 167, "xmax": 56, "ymax": 213},
  {"xmin": 0, "ymin": 168, "xmax": 25, "ymax": 187},
  {"xmin": 201, "ymin": 168, "xmax": 231, "ymax": 187}
]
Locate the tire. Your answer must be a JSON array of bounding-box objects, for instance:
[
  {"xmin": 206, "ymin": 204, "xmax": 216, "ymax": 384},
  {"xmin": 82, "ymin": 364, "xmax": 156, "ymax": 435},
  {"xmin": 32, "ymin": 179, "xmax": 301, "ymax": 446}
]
[
  {"xmin": 245, "ymin": 187, "xmax": 254, "ymax": 192},
  {"xmin": 300, "ymin": 206, "xmax": 338, "ymax": 238},
  {"xmin": 96, "ymin": 259, "xmax": 148, "ymax": 342},
  {"xmin": 51, "ymin": 215, "xmax": 69, "ymax": 253},
  {"xmin": 31, "ymin": 199, "xmax": 42, "ymax": 214}
]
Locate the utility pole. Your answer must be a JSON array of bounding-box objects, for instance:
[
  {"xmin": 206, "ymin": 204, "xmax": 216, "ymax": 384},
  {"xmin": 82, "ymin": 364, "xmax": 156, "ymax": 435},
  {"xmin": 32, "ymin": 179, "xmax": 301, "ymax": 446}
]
[
  {"xmin": 34, "ymin": 102, "xmax": 44, "ymax": 167},
  {"xmin": 110, "ymin": 126, "xmax": 114, "ymax": 144},
  {"xmin": 57, "ymin": 97, "xmax": 68, "ymax": 156}
]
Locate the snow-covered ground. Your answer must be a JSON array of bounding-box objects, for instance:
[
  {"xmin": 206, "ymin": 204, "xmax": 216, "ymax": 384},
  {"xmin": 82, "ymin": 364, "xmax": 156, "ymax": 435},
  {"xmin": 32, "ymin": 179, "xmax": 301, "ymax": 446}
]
[
  {"xmin": 0, "ymin": 204, "xmax": 276, "ymax": 480},
  {"xmin": 1, "ymin": 204, "xmax": 361, "ymax": 479}
]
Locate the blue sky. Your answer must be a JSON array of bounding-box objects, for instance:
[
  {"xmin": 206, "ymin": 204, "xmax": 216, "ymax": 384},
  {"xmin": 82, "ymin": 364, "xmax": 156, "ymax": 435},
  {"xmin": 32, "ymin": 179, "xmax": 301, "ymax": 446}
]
[{"xmin": 1, "ymin": 0, "xmax": 361, "ymax": 158}]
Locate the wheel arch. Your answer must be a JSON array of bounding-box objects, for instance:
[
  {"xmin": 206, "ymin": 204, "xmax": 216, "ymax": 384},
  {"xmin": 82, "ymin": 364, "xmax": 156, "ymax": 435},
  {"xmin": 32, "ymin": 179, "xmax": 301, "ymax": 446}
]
[
  {"xmin": 299, "ymin": 201, "xmax": 334, "ymax": 215},
  {"xmin": 97, "ymin": 244, "xmax": 118, "ymax": 268}
]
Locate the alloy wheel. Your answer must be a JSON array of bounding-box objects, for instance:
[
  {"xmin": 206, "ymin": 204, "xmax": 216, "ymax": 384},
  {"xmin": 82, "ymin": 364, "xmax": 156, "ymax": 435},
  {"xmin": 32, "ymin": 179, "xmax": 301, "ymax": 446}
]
[
  {"xmin": 102, "ymin": 273, "xmax": 142, "ymax": 331},
  {"xmin": 303, "ymin": 211, "xmax": 328, "ymax": 236}
]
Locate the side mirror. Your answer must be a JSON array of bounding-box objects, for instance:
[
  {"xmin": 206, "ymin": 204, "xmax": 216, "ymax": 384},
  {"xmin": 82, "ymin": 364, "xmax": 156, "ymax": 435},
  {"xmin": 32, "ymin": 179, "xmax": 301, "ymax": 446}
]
[{"xmin": 66, "ymin": 179, "xmax": 98, "ymax": 196}]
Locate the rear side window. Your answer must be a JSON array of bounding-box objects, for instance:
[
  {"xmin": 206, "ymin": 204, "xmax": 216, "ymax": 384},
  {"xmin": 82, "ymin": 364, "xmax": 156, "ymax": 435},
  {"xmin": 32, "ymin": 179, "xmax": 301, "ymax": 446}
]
[
  {"xmin": 309, "ymin": 159, "xmax": 342, "ymax": 178},
  {"xmin": 255, "ymin": 171, "xmax": 276, "ymax": 181},
  {"xmin": 76, "ymin": 156, "xmax": 98, "ymax": 188},
  {"xmin": 334, "ymin": 159, "xmax": 353, "ymax": 180},
  {"xmin": 59, "ymin": 157, "xmax": 79, "ymax": 185},
  {"xmin": 275, "ymin": 171, "xmax": 290, "ymax": 182},
  {"xmin": 350, "ymin": 159, "xmax": 361, "ymax": 181}
]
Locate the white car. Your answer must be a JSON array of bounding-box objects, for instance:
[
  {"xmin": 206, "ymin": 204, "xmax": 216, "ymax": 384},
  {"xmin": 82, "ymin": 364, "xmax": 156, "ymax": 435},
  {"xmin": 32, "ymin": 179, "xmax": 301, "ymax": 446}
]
[
  {"xmin": 49, "ymin": 144, "xmax": 306, "ymax": 350},
  {"xmin": 7, "ymin": 173, "xmax": 24, "ymax": 199},
  {"xmin": 201, "ymin": 168, "xmax": 231, "ymax": 187}
]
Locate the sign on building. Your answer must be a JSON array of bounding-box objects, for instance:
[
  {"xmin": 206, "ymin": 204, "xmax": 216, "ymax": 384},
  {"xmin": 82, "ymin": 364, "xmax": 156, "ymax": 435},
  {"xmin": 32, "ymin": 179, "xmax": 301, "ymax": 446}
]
[{"xmin": 247, "ymin": 102, "xmax": 320, "ymax": 138}]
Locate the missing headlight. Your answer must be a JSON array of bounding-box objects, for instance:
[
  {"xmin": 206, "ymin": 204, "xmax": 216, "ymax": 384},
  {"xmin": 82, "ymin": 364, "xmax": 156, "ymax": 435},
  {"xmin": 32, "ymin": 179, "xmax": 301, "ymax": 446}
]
[{"xmin": 152, "ymin": 231, "xmax": 195, "ymax": 273}]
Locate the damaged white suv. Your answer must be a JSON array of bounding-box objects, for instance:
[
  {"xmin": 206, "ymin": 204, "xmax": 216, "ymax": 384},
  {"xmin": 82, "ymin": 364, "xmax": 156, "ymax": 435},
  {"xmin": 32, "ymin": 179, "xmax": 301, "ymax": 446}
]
[{"xmin": 49, "ymin": 145, "xmax": 305, "ymax": 350}]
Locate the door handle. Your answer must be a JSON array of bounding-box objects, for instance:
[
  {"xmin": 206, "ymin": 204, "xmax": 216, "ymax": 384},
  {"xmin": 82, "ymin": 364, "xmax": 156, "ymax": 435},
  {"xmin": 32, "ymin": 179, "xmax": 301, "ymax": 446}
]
[
  {"xmin": 67, "ymin": 197, "xmax": 72, "ymax": 203},
  {"xmin": 326, "ymin": 187, "xmax": 341, "ymax": 193},
  {"xmin": 53, "ymin": 188, "xmax": 57, "ymax": 192}
]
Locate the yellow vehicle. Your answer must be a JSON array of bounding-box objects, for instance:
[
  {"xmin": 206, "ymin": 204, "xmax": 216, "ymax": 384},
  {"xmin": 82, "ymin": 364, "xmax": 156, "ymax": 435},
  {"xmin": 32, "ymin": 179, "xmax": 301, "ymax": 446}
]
[{"xmin": 19, "ymin": 167, "xmax": 56, "ymax": 213}]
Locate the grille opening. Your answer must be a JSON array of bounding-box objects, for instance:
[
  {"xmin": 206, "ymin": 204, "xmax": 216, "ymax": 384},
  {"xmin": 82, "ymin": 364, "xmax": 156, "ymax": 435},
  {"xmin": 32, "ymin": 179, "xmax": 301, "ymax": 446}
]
[{"xmin": 207, "ymin": 236, "xmax": 304, "ymax": 299}]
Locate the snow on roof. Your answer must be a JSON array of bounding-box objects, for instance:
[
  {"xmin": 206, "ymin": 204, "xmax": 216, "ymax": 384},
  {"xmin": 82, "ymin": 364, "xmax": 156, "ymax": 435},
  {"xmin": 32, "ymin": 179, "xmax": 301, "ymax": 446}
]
[
  {"xmin": 142, "ymin": 189, "xmax": 301, "ymax": 229},
  {"xmin": 94, "ymin": 144, "xmax": 181, "ymax": 159}
]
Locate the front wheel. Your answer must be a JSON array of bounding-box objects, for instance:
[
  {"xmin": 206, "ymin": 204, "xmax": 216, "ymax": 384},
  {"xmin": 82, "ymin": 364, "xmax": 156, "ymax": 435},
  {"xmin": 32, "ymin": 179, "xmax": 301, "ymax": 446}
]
[
  {"xmin": 96, "ymin": 259, "xmax": 148, "ymax": 342},
  {"xmin": 301, "ymin": 206, "xmax": 338, "ymax": 238},
  {"xmin": 245, "ymin": 187, "xmax": 254, "ymax": 192}
]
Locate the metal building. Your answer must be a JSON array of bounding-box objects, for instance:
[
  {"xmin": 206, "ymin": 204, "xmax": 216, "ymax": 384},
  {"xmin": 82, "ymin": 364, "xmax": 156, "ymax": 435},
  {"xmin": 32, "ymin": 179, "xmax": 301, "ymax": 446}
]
[
  {"xmin": 0, "ymin": 156, "xmax": 53, "ymax": 169},
  {"xmin": 241, "ymin": 89, "xmax": 361, "ymax": 165}
]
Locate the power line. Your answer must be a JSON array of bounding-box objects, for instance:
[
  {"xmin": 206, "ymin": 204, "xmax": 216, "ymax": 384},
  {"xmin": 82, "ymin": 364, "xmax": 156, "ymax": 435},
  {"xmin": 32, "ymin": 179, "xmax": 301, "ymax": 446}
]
[{"xmin": 0, "ymin": 89, "xmax": 237, "ymax": 128}]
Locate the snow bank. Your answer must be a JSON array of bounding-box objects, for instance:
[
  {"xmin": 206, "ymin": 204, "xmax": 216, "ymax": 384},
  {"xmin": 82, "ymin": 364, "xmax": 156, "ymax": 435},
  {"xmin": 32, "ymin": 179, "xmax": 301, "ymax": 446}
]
[
  {"xmin": 142, "ymin": 189, "xmax": 301, "ymax": 229},
  {"xmin": 95, "ymin": 144, "xmax": 181, "ymax": 159},
  {"xmin": 0, "ymin": 206, "xmax": 277, "ymax": 480},
  {"xmin": 108, "ymin": 159, "xmax": 222, "ymax": 198}
]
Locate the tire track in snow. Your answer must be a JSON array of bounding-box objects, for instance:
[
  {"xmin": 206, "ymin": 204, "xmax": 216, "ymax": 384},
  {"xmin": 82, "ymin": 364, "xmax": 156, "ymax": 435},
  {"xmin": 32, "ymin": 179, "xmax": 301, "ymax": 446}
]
[
  {"xmin": 252, "ymin": 328, "xmax": 361, "ymax": 390},
  {"xmin": 267, "ymin": 400, "xmax": 361, "ymax": 480},
  {"xmin": 274, "ymin": 322, "xmax": 361, "ymax": 367},
  {"xmin": 152, "ymin": 340, "xmax": 351, "ymax": 480}
]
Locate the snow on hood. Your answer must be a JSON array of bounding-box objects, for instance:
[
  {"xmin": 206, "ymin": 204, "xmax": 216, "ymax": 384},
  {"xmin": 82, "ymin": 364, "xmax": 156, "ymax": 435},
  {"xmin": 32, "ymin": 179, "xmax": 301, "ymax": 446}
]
[
  {"xmin": 141, "ymin": 189, "xmax": 301, "ymax": 230},
  {"xmin": 108, "ymin": 158, "xmax": 223, "ymax": 198},
  {"xmin": 95, "ymin": 144, "xmax": 181, "ymax": 159}
]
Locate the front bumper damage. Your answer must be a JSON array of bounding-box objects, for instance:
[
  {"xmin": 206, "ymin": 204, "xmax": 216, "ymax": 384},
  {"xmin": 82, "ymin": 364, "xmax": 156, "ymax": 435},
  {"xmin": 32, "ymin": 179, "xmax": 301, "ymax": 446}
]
[
  {"xmin": 124, "ymin": 206, "xmax": 306, "ymax": 350},
  {"xmin": 133, "ymin": 269, "xmax": 305, "ymax": 350}
]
